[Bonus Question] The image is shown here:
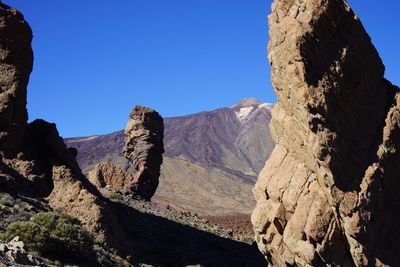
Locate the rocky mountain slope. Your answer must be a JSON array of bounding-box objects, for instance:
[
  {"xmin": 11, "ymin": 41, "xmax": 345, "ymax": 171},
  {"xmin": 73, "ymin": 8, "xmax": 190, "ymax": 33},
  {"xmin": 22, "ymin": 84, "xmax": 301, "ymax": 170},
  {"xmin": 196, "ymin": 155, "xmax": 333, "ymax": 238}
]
[
  {"xmin": 66, "ymin": 98, "xmax": 275, "ymax": 215},
  {"xmin": 0, "ymin": 3, "xmax": 265, "ymax": 266},
  {"xmin": 252, "ymin": 0, "xmax": 400, "ymax": 266}
]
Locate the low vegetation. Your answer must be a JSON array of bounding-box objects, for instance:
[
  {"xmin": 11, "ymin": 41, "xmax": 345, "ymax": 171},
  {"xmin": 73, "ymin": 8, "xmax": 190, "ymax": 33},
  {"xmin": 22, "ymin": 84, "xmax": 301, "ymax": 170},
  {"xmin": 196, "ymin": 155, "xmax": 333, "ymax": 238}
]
[{"xmin": 0, "ymin": 212, "xmax": 94, "ymax": 263}]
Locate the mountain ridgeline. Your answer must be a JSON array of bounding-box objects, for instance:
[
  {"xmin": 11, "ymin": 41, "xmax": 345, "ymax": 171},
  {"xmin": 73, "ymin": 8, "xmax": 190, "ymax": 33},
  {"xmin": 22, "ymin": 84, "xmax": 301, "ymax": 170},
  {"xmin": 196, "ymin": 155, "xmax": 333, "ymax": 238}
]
[{"xmin": 66, "ymin": 98, "xmax": 275, "ymax": 215}]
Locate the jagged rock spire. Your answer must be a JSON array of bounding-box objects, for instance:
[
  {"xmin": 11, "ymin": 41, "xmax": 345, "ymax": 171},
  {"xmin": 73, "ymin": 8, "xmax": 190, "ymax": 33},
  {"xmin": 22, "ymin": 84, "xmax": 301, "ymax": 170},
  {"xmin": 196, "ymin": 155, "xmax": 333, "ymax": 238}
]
[
  {"xmin": 123, "ymin": 105, "xmax": 164, "ymax": 200},
  {"xmin": 0, "ymin": 3, "xmax": 33, "ymax": 157},
  {"xmin": 252, "ymin": 0, "xmax": 400, "ymax": 265}
]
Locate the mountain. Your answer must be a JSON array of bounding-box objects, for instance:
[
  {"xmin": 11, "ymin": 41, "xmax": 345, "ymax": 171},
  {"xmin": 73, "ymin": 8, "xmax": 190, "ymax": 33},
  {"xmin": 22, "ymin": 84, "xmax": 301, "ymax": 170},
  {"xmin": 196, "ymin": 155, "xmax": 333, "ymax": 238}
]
[
  {"xmin": 0, "ymin": 4, "xmax": 265, "ymax": 265},
  {"xmin": 65, "ymin": 98, "xmax": 275, "ymax": 215}
]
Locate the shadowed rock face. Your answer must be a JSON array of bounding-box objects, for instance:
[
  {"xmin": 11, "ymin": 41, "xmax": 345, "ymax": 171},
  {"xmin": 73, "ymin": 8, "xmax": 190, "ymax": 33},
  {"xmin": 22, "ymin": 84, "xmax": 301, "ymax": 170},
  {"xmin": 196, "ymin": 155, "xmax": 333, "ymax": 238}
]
[
  {"xmin": 123, "ymin": 105, "xmax": 164, "ymax": 200},
  {"xmin": 252, "ymin": 0, "xmax": 400, "ymax": 266},
  {"xmin": 0, "ymin": 4, "xmax": 33, "ymax": 157},
  {"xmin": 0, "ymin": 3, "xmax": 130, "ymax": 253}
]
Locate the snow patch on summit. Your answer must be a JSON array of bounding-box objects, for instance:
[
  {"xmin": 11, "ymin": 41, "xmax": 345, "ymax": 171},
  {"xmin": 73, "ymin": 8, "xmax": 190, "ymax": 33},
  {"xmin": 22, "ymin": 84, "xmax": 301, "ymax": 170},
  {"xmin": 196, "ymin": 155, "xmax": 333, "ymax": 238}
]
[
  {"xmin": 258, "ymin": 103, "xmax": 274, "ymax": 110},
  {"xmin": 235, "ymin": 106, "xmax": 254, "ymax": 122}
]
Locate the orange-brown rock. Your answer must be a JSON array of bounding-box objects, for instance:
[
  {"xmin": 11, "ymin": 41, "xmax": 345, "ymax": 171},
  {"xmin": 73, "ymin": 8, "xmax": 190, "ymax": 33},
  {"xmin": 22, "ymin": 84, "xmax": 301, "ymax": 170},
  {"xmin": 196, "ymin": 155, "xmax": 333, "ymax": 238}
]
[
  {"xmin": 0, "ymin": 3, "xmax": 129, "ymax": 254},
  {"xmin": 0, "ymin": 3, "xmax": 33, "ymax": 157},
  {"xmin": 88, "ymin": 162, "xmax": 134, "ymax": 190},
  {"xmin": 252, "ymin": 0, "xmax": 400, "ymax": 266},
  {"xmin": 123, "ymin": 105, "xmax": 164, "ymax": 200},
  {"xmin": 3, "ymin": 119, "xmax": 129, "ymax": 249},
  {"xmin": 47, "ymin": 165, "xmax": 127, "ymax": 247}
]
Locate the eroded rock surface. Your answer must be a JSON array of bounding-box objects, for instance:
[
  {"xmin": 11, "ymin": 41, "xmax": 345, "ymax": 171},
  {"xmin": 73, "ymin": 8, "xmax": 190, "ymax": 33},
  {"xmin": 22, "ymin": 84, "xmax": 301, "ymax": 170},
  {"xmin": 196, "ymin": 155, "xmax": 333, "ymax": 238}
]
[
  {"xmin": 0, "ymin": 237, "xmax": 47, "ymax": 266},
  {"xmin": 47, "ymin": 164, "xmax": 129, "ymax": 249},
  {"xmin": 252, "ymin": 0, "xmax": 400, "ymax": 266},
  {"xmin": 88, "ymin": 162, "xmax": 134, "ymax": 190},
  {"xmin": 123, "ymin": 105, "xmax": 164, "ymax": 200},
  {"xmin": 0, "ymin": 3, "xmax": 265, "ymax": 266},
  {"xmin": 0, "ymin": 3, "xmax": 33, "ymax": 157},
  {"xmin": 0, "ymin": 3, "xmax": 129, "ymax": 255}
]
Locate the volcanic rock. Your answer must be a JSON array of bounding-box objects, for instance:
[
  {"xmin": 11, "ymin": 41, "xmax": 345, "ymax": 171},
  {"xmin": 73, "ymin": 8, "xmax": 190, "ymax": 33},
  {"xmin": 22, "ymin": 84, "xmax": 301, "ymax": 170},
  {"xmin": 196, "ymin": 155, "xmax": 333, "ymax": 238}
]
[
  {"xmin": 252, "ymin": 0, "xmax": 400, "ymax": 266},
  {"xmin": 65, "ymin": 100, "xmax": 274, "ymax": 215},
  {"xmin": 123, "ymin": 105, "xmax": 164, "ymax": 200},
  {"xmin": 0, "ymin": 237, "xmax": 47, "ymax": 266},
  {"xmin": 0, "ymin": 3, "xmax": 266, "ymax": 266},
  {"xmin": 0, "ymin": 3, "xmax": 129, "ymax": 254},
  {"xmin": 0, "ymin": 4, "xmax": 33, "ymax": 157},
  {"xmin": 88, "ymin": 162, "xmax": 134, "ymax": 190},
  {"xmin": 47, "ymin": 164, "xmax": 128, "ymax": 249}
]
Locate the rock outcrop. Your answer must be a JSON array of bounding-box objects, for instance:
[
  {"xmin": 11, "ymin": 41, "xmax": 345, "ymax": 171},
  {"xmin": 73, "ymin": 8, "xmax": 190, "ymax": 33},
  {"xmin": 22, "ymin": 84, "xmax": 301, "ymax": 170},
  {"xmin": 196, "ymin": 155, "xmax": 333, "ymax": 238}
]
[
  {"xmin": 0, "ymin": 3, "xmax": 129, "ymax": 255},
  {"xmin": 123, "ymin": 105, "xmax": 164, "ymax": 200},
  {"xmin": 0, "ymin": 3, "xmax": 33, "ymax": 157},
  {"xmin": 252, "ymin": 0, "xmax": 400, "ymax": 266},
  {"xmin": 0, "ymin": 3, "xmax": 265, "ymax": 266},
  {"xmin": 47, "ymin": 164, "xmax": 128, "ymax": 250},
  {"xmin": 0, "ymin": 237, "xmax": 47, "ymax": 266},
  {"xmin": 88, "ymin": 162, "xmax": 134, "ymax": 190},
  {"xmin": 65, "ymin": 99, "xmax": 274, "ymax": 215}
]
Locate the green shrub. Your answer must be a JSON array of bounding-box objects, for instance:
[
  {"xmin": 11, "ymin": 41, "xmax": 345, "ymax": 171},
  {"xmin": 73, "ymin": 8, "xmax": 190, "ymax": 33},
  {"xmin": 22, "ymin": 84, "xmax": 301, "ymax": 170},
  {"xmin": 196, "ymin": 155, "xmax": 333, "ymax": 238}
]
[
  {"xmin": 0, "ymin": 193, "xmax": 15, "ymax": 207},
  {"xmin": 1, "ymin": 221, "xmax": 48, "ymax": 251},
  {"xmin": 31, "ymin": 212, "xmax": 58, "ymax": 230},
  {"xmin": 0, "ymin": 212, "xmax": 94, "ymax": 263}
]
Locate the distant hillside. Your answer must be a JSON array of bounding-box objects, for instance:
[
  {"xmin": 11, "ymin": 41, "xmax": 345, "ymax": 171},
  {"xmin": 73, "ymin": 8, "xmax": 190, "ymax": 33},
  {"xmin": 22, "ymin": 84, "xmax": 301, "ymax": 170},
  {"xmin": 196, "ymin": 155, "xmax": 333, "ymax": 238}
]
[{"xmin": 65, "ymin": 98, "xmax": 275, "ymax": 215}]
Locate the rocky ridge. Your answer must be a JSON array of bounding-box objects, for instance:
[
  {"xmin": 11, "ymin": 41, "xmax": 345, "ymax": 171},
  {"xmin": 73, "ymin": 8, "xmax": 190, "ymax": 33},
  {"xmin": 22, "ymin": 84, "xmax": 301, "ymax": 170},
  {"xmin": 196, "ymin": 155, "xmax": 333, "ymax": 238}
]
[{"xmin": 252, "ymin": 0, "xmax": 400, "ymax": 266}]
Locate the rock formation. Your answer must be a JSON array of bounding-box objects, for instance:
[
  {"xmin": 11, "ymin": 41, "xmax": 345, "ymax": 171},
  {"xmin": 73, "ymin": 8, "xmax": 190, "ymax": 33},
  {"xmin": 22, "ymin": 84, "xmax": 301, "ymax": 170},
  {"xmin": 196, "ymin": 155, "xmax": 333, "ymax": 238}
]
[
  {"xmin": 123, "ymin": 105, "xmax": 164, "ymax": 200},
  {"xmin": 0, "ymin": 237, "xmax": 47, "ymax": 266},
  {"xmin": 0, "ymin": 3, "xmax": 265, "ymax": 266},
  {"xmin": 65, "ymin": 100, "xmax": 274, "ymax": 215},
  {"xmin": 0, "ymin": 3, "xmax": 33, "ymax": 157},
  {"xmin": 252, "ymin": 0, "xmax": 400, "ymax": 266},
  {"xmin": 88, "ymin": 162, "xmax": 135, "ymax": 190},
  {"xmin": 0, "ymin": 3, "xmax": 128, "ymax": 254}
]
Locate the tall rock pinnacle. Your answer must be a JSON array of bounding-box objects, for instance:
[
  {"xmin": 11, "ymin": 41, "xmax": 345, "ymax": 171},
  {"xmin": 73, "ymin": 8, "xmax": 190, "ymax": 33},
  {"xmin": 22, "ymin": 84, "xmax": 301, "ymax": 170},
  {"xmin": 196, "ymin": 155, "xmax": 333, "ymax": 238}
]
[
  {"xmin": 252, "ymin": 0, "xmax": 400, "ymax": 266},
  {"xmin": 0, "ymin": 4, "xmax": 33, "ymax": 156},
  {"xmin": 0, "ymin": 3, "xmax": 130, "ymax": 254},
  {"xmin": 123, "ymin": 105, "xmax": 164, "ymax": 200}
]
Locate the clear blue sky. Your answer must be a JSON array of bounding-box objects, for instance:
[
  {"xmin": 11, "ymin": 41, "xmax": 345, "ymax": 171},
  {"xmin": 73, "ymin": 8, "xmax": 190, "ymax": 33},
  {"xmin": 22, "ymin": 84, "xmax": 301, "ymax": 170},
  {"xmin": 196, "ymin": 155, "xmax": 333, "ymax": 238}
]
[{"xmin": 3, "ymin": 0, "xmax": 400, "ymax": 137}]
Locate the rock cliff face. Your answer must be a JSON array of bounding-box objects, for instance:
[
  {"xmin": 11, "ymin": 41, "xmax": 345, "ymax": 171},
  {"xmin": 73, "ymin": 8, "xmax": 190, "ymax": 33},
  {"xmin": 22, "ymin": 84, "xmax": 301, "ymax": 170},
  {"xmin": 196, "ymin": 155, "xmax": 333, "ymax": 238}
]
[
  {"xmin": 0, "ymin": 4, "xmax": 33, "ymax": 157},
  {"xmin": 252, "ymin": 0, "xmax": 400, "ymax": 266},
  {"xmin": 0, "ymin": 3, "xmax": 128, "ymax": 253},
  {"xmin": 123, "ymin": 105, "xmax": 164, "ymax": 200}
]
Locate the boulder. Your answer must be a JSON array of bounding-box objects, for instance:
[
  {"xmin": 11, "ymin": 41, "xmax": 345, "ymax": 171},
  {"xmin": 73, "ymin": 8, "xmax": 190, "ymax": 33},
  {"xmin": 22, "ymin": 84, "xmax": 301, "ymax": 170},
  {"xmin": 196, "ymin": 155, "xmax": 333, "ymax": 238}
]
[
  {"xmin": 252, "ymin": 0, "xmax": 400, "ymax": 266},
  {"xmin": 0, "ymin": 237, "xmax": 46, "ymax": 266},
  {"xmin": 47, "ymin": 165, "xmax": 128, "ymax": 248},
  {"xmin": 123, "ymin": 105, "xmax": 164, "ymax": 200},
  {"xmin": 88, "ymin": 162, "xmax": 134, "ymax": 190}
]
